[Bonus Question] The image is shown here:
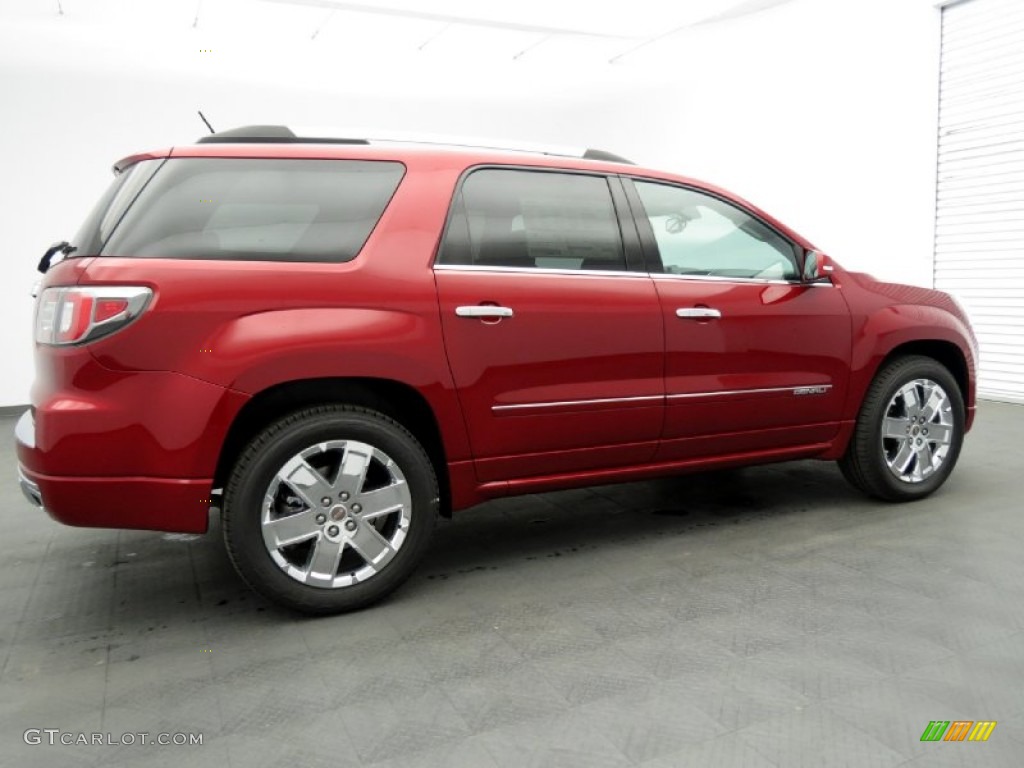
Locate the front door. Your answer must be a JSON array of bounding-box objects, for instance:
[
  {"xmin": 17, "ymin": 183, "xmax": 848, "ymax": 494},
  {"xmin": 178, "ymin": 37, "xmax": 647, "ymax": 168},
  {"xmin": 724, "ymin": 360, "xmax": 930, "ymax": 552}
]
[
  {"xmin": 434, "ymin": 168, "xmax": 664, "ymax": 482},
  {"xmin": 625, "ymin": 178, "xmax": 852, "ymax": 461}
]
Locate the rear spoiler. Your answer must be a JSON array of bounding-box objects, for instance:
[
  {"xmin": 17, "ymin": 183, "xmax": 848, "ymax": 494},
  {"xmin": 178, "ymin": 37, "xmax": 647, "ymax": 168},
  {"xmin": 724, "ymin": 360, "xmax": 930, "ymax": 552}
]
[{"xmin": 112, "ymin": 149, "xmax": 172, "ymax": 175}]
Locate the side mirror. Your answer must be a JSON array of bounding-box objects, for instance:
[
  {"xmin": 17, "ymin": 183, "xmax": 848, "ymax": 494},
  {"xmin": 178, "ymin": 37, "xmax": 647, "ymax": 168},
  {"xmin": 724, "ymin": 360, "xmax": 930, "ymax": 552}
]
[{"xmin": 802, "ymin": 250, "xmax": 832, "ymax": 284}]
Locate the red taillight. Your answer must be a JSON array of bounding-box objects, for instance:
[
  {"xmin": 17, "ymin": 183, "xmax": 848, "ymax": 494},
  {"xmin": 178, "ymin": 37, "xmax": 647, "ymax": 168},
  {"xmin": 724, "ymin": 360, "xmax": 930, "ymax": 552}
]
[
  {"xmin": 94, "ymin": 298, "xmax": 130, "ymax": 323},
  {"xmin": 35, "ymin": 286, "xmax": 152, "ymax": 346}
]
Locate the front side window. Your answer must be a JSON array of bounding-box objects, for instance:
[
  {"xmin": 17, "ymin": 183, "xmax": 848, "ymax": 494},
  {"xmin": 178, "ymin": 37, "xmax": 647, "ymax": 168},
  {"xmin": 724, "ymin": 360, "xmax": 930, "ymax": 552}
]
[
  {"xmin": 438, "ymin": 169, "xmax": 625, "ymax": 271},
  {"xmin": 101, "ymin": 158, "xmax": 405, "ymax": 262},
  {"xmin": 633, "ymin": 180, "xmax": 799, "ymax": 280}
]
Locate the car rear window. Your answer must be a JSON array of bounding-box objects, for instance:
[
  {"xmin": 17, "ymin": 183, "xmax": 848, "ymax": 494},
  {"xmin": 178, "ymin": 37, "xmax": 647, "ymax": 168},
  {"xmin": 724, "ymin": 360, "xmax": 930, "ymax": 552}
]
[
  {"xmin": 98, "ymin": 158, "xmax": 405, "ymax": 263},
  {"xmin": 71, "ymin": 159, "xmax": 163, "ymax": 257}
]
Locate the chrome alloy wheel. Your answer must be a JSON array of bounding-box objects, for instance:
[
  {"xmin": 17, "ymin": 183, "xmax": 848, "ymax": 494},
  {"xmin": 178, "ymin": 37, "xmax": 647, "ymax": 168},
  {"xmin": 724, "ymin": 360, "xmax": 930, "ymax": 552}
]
[
  {"xmin": 881, "ymin": 378, "xmax": 955, "ymax": 484},
  {"xmin": 261, "ymin": 440, "xmax": 412, "ymax": 588}
]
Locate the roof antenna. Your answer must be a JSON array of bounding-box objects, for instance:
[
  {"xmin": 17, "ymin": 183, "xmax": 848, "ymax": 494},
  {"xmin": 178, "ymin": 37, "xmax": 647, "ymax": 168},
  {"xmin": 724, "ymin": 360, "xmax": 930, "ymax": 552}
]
[{"xmin": 198, "ymin": 110, "xmax": 215, "ymax": 134}]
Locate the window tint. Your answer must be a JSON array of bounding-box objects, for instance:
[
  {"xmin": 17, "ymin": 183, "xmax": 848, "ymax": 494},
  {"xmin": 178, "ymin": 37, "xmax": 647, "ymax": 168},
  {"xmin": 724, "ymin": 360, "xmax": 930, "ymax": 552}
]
[
  {"xmin": 634, "ymin": 181, "xmax": 799, "ymax": 280},
  {"xmin": 439, "ymin": 169, "xmax": 625, "ymax": 271},
  {"xmin": 101, "ymin": 159, "xmax": 404, "ymax": 262}
]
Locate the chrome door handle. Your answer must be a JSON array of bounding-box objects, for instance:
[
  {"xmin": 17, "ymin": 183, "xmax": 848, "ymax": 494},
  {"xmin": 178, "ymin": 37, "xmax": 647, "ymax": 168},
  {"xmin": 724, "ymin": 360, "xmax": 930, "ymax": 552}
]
[
  {"xmin": 455, "ymin": 305, "xmax": 514, "ymax": 319},
  {"xmin": 676, "ymin": 307, "xmax": 721, "ymax": 319}
]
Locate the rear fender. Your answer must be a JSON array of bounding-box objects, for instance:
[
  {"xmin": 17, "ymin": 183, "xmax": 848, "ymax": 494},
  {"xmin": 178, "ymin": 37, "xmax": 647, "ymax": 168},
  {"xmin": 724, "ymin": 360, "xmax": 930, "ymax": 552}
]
[{"xmin": 198, "ymin": 307, "xmax": 471, "ymax": 461}]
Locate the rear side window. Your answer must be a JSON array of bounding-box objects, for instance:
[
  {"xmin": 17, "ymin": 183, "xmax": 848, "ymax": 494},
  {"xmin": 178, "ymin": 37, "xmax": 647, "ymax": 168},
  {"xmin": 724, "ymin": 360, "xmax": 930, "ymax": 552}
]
[
  {"xmin": 438, "ymin": 169, "xmax": 625, "ymax": 271},
  {"xmin": 101, "ymin": 158, "xmax": 404, "ymax": 263}
]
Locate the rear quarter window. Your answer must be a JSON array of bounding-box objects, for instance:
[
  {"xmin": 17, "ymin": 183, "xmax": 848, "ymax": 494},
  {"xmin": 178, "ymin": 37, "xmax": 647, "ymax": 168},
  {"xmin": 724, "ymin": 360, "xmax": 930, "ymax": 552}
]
[{"xmin": 100, "ymin": 158, "xmax": 405, "ymax": 263}]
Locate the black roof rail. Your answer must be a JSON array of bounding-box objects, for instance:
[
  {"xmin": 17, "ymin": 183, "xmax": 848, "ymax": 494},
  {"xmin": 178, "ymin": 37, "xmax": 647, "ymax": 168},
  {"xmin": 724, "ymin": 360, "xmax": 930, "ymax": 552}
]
[
  {"xmin": 195, "ymin": 126, "xmax": 631, "ymax": 163},
  {"xmin": 197, "ymin": 125, "xmax": 369, "ymax": 145},
  {"xmin": 582, "ymin": 148, "xmax": 634, "ymax": 164}
]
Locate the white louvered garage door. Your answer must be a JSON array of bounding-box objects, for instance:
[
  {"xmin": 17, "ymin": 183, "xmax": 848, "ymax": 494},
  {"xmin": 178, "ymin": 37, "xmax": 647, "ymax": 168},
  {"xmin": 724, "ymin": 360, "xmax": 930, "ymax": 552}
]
[{"xmin": 936, "ymin": 0, "xmax": 1024, "ymax": 403}]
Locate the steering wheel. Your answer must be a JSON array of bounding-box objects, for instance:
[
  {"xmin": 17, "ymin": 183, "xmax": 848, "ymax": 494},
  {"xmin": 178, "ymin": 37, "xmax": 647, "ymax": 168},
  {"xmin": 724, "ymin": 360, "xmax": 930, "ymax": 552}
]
[{"xmin": 665, "ymin": 214, "xmax": 689, "ymax": 234}]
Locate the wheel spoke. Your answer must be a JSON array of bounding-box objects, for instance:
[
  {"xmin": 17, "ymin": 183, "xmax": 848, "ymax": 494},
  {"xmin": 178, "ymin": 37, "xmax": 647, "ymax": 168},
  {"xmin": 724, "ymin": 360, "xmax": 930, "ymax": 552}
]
[
  {"xmin": 927, "ymin": 423, "xmax": 953, "ymax": 446},
  {"xmin": 891, "ymin": 440, "xmax": 916, "ymax": 475},
  {"xmin": 915, "ymin": 441, "xmax": 935, "ymax": 475},
  {"xmin": 264, "ymin": 508, "xmax": 320, "ymax": 547},
  {"xmin": 358, "ymin": 481, "xmax": 408, "ymax": 521},
  {"xmin": 279, "ymin": 455, "xmax": 334, "ymax": 508},
  {"xmin": 882, "ymin": 417, "xmax": 909, "ymax": 439},
  {"xmin": 348, "ymin": 523, "xmax": 391, "ymax": 566},
  {"xmin": 305, "ymin": 536, "xmax": 344, "ymax": 586},
  {"xmin": 900, "ymin": 384, "xmax": 920, "ymax": 416},
  {"xmin": 920, "ymin": 387, "xmax": 946, "ymax": 422},
  {"xmin": 336, "ymin": 442, "xmax": 373, "ymax": 496}
]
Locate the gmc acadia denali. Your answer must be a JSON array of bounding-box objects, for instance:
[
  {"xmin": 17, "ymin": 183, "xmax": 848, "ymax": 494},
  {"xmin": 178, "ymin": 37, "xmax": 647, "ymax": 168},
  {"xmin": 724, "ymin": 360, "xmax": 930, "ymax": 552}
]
[{"xmin": 16, "ymin": 126, "xmax": 977, "ymax": 613}]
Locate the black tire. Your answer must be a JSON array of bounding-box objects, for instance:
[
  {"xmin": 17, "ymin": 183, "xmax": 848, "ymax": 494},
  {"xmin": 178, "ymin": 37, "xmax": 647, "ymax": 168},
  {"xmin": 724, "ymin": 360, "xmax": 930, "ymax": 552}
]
[
  {"xmin": 223, "ymin": 405, "xmax": 438, "ymax": 614},
  {"xmin": 839, "ymin": 355, "xmax": 965, "ymax": 501}
]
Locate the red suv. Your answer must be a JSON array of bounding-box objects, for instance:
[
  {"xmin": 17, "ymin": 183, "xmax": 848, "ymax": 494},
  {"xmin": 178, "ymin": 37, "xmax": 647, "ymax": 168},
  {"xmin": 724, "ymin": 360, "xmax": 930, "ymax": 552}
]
[{"xmin": 16, "ymin": 126, "xmax": 977, "ymax": 613}]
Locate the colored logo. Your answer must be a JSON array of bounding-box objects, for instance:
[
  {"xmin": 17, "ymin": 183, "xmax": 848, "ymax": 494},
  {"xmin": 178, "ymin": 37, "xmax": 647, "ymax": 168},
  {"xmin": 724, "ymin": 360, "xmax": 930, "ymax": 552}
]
[{"xmin": 920, "ymin": 721, "xmax": 997, "ymax": 742}]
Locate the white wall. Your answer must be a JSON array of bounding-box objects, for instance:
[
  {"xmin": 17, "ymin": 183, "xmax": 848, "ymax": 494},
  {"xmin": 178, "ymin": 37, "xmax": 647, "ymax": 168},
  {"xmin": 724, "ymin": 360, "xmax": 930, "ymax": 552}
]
[
  {"xmin": 0, "ymin": 0, "xmax": 941, "ymax": 407},
  {"xmin": 617, "ymin": 0, "xmax": 943, "ymax": 289}
]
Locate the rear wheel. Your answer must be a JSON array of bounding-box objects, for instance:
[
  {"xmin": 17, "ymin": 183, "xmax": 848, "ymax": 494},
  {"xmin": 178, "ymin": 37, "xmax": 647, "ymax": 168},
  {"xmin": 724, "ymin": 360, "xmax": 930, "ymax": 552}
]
[
  {"xmin": 223, "ymin": 405, "xmax": 438, "ymax": 614},
  {"xmin": 839, "ymin": 355, "xmax": 965, "ymax": 501}
]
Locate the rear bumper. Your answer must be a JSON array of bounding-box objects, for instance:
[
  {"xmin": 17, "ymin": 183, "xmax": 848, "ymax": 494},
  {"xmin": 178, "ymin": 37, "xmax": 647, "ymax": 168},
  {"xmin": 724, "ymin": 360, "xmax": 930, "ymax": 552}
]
[
  {"xmin": 16, "ymin": 351, "xmax": 250, "ymax": 532},
  {"xmin": 20, "ymin": 362, "xmax": 248, "ymax": 479},
  {"xmin": 16, "ymin": 408, "xmax": 212, "ymax": 533},
  {"xmin": 16, "ymin": 463, "xmax": 211, "ymax": 534}
]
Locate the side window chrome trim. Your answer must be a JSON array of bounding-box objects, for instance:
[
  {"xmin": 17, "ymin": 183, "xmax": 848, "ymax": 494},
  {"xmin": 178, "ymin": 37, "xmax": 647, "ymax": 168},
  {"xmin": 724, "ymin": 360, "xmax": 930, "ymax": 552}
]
[
  {"xmin": 432, "ymin": 264, "xmax": 646, "ymax": 279},
  {"xmin": 432, "ymin": 263, "xmax": 835, "ymax": 286},
  {"xmin": 651, "ymin": 273, "xmax": 835, "ymax": 288}
]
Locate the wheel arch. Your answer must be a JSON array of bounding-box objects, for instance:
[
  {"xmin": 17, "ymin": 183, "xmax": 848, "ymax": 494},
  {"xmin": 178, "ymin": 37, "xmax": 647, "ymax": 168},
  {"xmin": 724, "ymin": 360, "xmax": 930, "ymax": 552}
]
[
  {"xmin": 876, "ymin": 340, "xmax": 970, "ymax": 406},
  {"xmin": 213, "ymin": 377, "xmax": 453, "ymax": 516}
]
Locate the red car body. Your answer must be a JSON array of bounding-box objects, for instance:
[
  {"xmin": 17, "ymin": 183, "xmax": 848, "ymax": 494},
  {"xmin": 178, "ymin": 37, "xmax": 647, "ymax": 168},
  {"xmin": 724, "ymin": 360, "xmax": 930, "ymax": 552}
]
[{"xmin": 16, "ymin": 140, "xmax": 978, "ymax": 534}]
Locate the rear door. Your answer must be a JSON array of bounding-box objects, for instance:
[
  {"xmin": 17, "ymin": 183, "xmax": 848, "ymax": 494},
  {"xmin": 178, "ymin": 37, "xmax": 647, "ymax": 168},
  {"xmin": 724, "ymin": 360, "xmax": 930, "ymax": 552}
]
[
  {"xmin": 624, "ymin": 178, "xmax": 852, "ymax": 461},
  {"xmin": 434, "ymin": 168, "xmax": 664, "ymax": 482}
]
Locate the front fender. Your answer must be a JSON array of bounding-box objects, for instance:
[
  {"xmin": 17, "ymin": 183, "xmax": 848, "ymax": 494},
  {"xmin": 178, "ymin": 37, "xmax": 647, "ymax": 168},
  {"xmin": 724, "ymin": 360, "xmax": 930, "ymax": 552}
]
[{"xmin": 845, "ymin": 303, "xmax": 977, "ymax": 421}]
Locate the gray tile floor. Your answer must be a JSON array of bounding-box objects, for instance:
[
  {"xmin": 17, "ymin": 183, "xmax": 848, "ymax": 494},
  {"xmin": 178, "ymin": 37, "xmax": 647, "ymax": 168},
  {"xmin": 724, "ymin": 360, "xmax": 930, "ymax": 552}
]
[{"xmin": 1, "ymin": 402, "xmax": 1023, "ymax": 767}]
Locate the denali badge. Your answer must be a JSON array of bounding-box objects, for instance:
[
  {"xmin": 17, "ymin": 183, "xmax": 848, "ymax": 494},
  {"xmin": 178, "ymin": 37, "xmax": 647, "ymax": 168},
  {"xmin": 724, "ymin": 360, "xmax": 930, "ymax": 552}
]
[{"xmin": 793, "ymin": 385, "xmax": 831, "ymax": 396}]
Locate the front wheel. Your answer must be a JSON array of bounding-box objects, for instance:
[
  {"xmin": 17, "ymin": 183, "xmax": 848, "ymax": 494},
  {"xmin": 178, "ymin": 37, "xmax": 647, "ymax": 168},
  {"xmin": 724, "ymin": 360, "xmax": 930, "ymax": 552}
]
[
  {"xmin": 223, "ymin": 405, "xmax": 438, "ymax": 614},
  {"xmin": 839, "ymin": 355, "xmax": 965, "ymax": 501}
]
